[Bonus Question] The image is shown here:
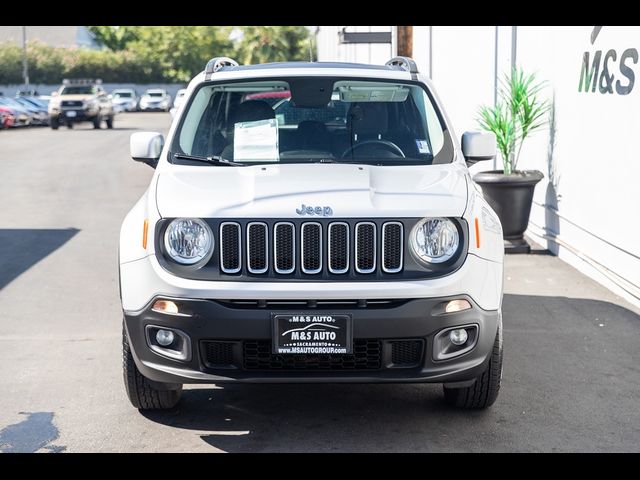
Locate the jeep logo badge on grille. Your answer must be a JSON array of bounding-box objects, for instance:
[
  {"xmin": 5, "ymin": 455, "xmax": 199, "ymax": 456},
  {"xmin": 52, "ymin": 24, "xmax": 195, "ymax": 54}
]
[{"xmin": 295, "ymin": 204, "xmax": 333, "ymax": 216}]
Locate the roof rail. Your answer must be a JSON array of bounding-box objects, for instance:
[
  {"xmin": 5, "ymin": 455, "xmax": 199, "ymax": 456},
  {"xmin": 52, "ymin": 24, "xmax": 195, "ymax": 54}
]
[
  {"xmin": 205, "ymin": 57, "xmax": 239, "ymax": 78},
  {"xmin": 385, "ymin": 56, "xmax": 419, "ymax": 74}
]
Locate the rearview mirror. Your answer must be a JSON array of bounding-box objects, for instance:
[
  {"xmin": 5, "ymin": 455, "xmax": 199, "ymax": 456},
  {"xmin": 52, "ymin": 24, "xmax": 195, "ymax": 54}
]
[
  {"xmin": 130, "ymin": 131, "xmax": 164, "ymax": 168},
  {"xmin": 462, "ymin": 131, "xmax": 496, "ymax": 165}
]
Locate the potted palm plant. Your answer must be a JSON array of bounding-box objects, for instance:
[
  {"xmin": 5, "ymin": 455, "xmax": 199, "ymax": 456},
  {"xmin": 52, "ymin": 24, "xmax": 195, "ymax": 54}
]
[{"xmin": 474, "ymin": 68, "xmax": 550, "ymax": 253}]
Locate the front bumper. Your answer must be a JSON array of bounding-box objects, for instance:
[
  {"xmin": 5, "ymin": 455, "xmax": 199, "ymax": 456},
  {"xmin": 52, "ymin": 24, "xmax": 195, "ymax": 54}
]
[
  {"xmin": 124, "ymin": 295, "xmax": 500, "ymax": 385},
  {"xmin": 140, "ymin": 104, "xmax": 167, "ymax": 111},
  {"xmin": 51, "ymin": 109, "xmax": 98, "ymax": 123}
]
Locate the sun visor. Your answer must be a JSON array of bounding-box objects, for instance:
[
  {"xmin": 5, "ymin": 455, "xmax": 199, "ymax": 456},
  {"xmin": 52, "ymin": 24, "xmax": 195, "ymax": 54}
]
[
  {"xmin": 338, "ymin": 85, "xmax": 409, "ymax": 102},
  {"xmin": 289, "ymin": 78, "xmax": 334, "ymax": 108}
]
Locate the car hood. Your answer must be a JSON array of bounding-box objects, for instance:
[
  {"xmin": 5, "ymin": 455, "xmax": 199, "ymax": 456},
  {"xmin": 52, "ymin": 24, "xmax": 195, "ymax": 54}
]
[
  {"xmin": 142, "ymin": 96, "xmax": 165, "ymax": 101},
  {"xmin": 113, "ymin": 97, "xmax": 134, "ymax": 103},
  {"xmin": 0, "ymin": 103, "xmax": 29, "ymax": 114},
  {"xmin": 155, "ymin": 163, "xmax": 469, "ymax": 219}
]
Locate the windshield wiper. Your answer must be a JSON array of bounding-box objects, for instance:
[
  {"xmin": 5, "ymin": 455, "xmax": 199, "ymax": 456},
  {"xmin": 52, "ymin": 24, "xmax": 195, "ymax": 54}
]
[{"xmin": 173, "ymin": 152, "xmax": 246, "ymax": 167}]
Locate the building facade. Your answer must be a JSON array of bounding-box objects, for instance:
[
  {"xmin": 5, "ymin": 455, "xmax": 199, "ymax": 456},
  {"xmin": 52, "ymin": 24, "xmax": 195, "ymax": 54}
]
[{"xmin": 317, "ymin": 25, "xmax": 640, "ymax": 308}]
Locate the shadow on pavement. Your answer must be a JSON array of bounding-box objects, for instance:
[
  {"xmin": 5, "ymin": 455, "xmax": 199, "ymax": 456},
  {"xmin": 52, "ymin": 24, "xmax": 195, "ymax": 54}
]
[
  {"xmin": 140, "ymin": 293, "xmax": 640, "ymax": 452},
  {"xmin": 0, "ymin": 228, "xmax": 79, "ymax": 290}
]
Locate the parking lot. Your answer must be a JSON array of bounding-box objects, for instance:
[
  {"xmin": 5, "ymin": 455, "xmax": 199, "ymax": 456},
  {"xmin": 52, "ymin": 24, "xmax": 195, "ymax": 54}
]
[{"xmin": 0, "ymin": 112, "xmax": 639, "ymax": 452}]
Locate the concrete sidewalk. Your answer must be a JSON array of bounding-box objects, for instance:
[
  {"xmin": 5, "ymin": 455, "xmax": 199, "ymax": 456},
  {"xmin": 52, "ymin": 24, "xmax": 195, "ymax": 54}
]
[{"xmin": 499, "ymin": 242, "xmax": 640, "ymax": 451}]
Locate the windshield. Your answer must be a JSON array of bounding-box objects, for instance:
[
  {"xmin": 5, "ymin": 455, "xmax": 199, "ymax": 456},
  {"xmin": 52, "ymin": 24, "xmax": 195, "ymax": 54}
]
[
  {"xmin": 60, "ymin": 86, "xmax": 95, "ymax": 95},
  {"xmin": 146, "ymin": 92, "xmax": 164, "ymax": 97},
  {"xmin": 114, "ymin": 91, "xmax": 132, "ymax": 98},
  {"xmin": 171, "ymin": 77, "xmax": 447, "ymax": 166}
]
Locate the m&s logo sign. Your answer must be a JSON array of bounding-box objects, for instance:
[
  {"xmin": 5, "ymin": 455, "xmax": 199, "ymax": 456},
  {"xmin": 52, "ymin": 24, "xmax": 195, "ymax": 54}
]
[{"xmin": 579, "ymin": 26, "xmax": 639, "ymax": 95}]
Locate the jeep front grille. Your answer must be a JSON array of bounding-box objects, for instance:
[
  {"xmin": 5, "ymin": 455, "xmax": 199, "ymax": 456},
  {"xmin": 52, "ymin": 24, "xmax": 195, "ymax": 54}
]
[
  {"xmin": 219, "ymin": 220, "xmax": 403, "ymax": 276},
  {"xmin": 301, "ymin": 222, "xmax": 322, "ymax": 274},
  {"xmin": 274, "ymin": 222, "xmax": 295, "ymax": 274},
  {"xmin": 247, "ymin": 222, "xmax": 268, "ymax": 274},
  {"xmin": 220, "ymin": 222, "xmax": 241, "ymax": 273},
  {"xmin": 355, "ymin": 222, "xmax": 376, "ymax": 273},
  {"xmin": 328, "ymin": 222, "xmax": 349, "ymax": 274},
  {"xmin": 382, "ymin": 222, "xmax": 403, "ymax": 273}
]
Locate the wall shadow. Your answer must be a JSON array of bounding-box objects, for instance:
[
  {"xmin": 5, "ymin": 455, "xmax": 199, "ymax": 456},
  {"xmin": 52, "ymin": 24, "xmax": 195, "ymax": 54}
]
[
  {"xmin": 140, "ymin": 293, "xmax": 640, "ymax": 452},
  {"xmin": 544, "ymin": 91, "xmax": 560, "ymax": 254},
  {"xmin": 0, "ymin": 228, "xmax": 79, "ymax": 290}
]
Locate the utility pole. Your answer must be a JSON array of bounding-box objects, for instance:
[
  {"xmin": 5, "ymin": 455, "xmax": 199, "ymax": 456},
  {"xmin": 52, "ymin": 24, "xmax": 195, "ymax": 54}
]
[
  {"xmin": 396, "ymin": 25, "xmax": 413, "ymax": 57},
  {"xmin": 22, "ymin": 26, "xmax": 29, "ymax": 88}
]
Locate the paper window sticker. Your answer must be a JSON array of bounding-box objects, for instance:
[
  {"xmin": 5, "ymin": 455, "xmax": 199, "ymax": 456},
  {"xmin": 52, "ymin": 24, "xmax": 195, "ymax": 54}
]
[
  {"xmin": 415, "ymin": 139, "xmax": 431, "ymax": 154},
  {"xmin": 233, "ymin": 118, "xmax": 279, "ymax": 162}
]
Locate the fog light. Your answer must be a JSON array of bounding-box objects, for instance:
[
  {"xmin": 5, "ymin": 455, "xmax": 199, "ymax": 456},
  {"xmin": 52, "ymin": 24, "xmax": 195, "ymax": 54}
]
[
  {"xmin": 449, "ymin": 328, "xmax": 468, "ymax": 346},
  {"xmin": 445, "ymin": 299, "xmax": 471, "ymax": 313},
  {"xmin": 156, "ymin": 329, "xmax": 175, "ymax": 347}
]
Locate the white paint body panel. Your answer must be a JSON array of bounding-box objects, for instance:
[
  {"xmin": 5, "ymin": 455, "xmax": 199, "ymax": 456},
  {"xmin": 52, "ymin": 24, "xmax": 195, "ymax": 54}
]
[
  {"xmin": 155, "ymin": 163, "xmax": 469, "ymax": 220},
  {"xmin": 119, "ymin": 63, "xmax": 504, "ymax": 313},
  {"xmin": 120, "ymin": 252, "xmax": 502, "ymax": 312}
]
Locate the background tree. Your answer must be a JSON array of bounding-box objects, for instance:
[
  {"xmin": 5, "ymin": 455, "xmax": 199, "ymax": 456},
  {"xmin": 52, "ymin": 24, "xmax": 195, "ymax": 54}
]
[
  {"xmin": 127, "ymin": 26, "xmax": 233, "ymax": 82},
  {"xmin": 86, "ymin": 26, "xmax": 140, "ymax": 51},
  {"xmin": 235, "ymin": 26, "xmax": 313, "ymax": 65},
  {"xmin": 0, "ymin": 26, "xmax": 314, "ymax": 85}
]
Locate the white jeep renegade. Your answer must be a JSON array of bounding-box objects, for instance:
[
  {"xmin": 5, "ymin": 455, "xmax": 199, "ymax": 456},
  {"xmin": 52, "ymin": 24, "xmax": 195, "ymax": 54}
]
[{"xmin": 120, "ymin": 56, "xmax": 504, "ymax": 411}]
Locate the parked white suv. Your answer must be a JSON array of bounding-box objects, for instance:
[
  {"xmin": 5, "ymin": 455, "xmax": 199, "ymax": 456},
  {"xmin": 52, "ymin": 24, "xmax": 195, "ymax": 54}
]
[
  {"xmin": 139, "ymin": 89, "xmax": 171, "ymax": 112},
  {"xmin": 120, "ymin": 56, "xmax": 504, "ymax": 411}
]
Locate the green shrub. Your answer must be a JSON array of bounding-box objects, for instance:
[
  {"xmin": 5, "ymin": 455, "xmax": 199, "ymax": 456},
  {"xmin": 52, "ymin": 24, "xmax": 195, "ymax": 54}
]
[{"xmin": 0, "ymin": 41, "xmax": 170, "ymax": 85}]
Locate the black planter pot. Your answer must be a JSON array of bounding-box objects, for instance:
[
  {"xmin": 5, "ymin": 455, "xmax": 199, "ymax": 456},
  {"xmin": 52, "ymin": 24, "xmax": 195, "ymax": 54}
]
[{"xmin": 473, "ymin": 170, "xmax": 544, "ymax": 253}]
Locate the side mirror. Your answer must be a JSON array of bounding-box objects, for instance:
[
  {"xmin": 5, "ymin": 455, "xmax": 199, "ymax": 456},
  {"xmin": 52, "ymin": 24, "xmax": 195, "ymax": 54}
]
[
  {"xmin": 51, "ymin": 91, "xmax": 59, "ymax": 97},
  {"xmin": 130, "ymin": 131, "xmax": 164, "ymax": 168},
  {"xmin": 462, "ymin": 131, "xmax": 496, "ymax": 166}
]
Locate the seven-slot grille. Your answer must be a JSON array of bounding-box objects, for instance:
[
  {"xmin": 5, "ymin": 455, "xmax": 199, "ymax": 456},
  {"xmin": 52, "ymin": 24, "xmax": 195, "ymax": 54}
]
[{"xmin": 219, "ymin": 221, "xmax": 403, "ymax": 276}]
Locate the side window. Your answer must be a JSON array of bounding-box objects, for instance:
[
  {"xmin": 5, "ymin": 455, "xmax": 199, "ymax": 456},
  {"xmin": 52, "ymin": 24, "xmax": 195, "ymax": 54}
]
[
  {"xmin": 411, "ymin": 88, "xmax": 444, "ymax": 157},
  {"xmin": 179, "ymin": 87, "xmax": 213, "ymax": 154}
]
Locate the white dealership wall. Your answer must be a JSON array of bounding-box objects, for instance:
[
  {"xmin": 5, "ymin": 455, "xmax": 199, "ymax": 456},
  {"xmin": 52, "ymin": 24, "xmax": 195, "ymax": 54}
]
[{"xmin": 317, "ymin": 26, "xmax": 640, "ymax": 307}]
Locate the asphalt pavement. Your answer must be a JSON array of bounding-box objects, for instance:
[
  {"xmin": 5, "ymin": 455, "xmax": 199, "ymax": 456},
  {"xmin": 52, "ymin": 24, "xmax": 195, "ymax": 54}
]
[{"xmin": 0, "ymin": 113, "xmax": 638, "ymax": 452}]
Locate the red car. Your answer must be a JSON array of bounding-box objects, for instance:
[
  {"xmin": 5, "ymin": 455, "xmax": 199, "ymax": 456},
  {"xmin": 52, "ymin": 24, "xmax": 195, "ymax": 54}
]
[{"xmin": 0, "ymin": 106, "xmax": 15, "ymax": 129}]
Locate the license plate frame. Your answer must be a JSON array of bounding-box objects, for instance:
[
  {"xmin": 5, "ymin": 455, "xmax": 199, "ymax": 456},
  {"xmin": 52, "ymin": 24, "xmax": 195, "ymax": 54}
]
[{"xmin": 272, "ymin": 313, "xmax": 353, "ymax": 355}]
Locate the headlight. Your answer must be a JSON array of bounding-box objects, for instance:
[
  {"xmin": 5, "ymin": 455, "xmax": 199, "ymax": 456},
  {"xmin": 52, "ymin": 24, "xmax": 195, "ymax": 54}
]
[
  {"xmin": 410, "ymin": 218, "xmax": 460, "ymax": 264},
  {"xmin": 164, "ymin": 218, "xmax": 214, "ymax": 265}
]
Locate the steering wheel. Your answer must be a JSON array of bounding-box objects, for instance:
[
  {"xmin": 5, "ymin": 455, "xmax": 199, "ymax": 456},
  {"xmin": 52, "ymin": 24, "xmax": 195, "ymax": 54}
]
[{"xmin": 341, "ymin": 139, "xmax": 406, "ymax": 159}]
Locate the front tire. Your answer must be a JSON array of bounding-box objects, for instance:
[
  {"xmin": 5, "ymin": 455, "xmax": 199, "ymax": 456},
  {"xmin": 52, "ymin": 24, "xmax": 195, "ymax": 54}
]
[
  {"xmin": 123, "ymin": 323, "xmax": 182, "ymax": 410},
  {"xmin": 106, "ymin": 115, "xmax": 114, "ymax": 129},
  {"xmin": 93, "ymin": 114, "xmax": 101, "ymax": 129},
  {"xmin": 443, "ymin": 318, "xmax": 503, "ymax": 409},
  {"xmin": 50, "ymin": 117, "xmax": 59, "ymax": 130}
]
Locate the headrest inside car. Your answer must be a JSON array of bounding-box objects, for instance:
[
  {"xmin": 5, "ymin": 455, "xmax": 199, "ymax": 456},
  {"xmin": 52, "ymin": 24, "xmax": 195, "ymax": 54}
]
[{"xmin": 229, "ymin": 100, "xmax": 275, "ymax": 127}]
